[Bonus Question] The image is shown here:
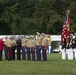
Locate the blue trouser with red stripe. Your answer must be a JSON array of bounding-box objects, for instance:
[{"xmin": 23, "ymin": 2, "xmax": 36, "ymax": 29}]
[
  {"xmin": 7, "ymin": 47, "xmax": 12, "ymax": 61},
  {"xmin": 4, "ymin": 47, "xmax": 8, "ymax": 60},
  {"xmin": 42, "ymin": 46, "xmax": 47, "ymax": 61},
  {"xmin": 36, "ymin": 46, "xmax": 41, "ymax": 61},
  {"xmin": 27, "ymin": 47, "xmax": 31, "ymax": 60},
  {"xmin": 31, "ymin": 47, "xmax": 35, "ymax": 61},
  {"xmin": 22, "ymin": 46, "xmax": 26, "ymax": 60},
  {"xmin": 12, "ymin": 47, "xmax": 15, "ymax": 60}
]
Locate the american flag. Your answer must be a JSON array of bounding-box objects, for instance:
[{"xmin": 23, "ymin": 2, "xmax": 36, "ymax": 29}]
[
  {"xmin": 61, "ymin": 10, "xmax": 70, "ymax": 44},
  {"xmin": 61, "ymin": 17, "xmax": 67, "ymax": 44}
]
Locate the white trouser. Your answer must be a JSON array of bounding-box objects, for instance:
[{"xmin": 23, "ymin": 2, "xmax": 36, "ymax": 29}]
[
  {"xmin": 49, "ymin": 46, "xmax": 51, "ymax": 53},
  {"xmin": 61, "ymin": 49, "xmax": 66, "ymax": 60},
  {"xmin": 66, "ymin": 48, "xmax": 73, "ymax": 60},
  {"xmin": 73, "ymin": 49, "xmax": 76, "ymax": 60}
]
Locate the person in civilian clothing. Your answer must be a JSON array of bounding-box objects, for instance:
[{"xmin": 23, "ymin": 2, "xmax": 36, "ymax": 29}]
[
  {"xmin": 0, "ymin": 38, "xmax": 5, "ymax": 61},
  {"xmin": 16, "ymin": 36, "xmax": 21, "ymax": 60}
]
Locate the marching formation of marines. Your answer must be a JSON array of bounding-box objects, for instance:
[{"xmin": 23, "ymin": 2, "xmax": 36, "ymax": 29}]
[
  {"xmin": 61, "ymin": 33, "xmax": 76, "ymax": 60},
  {"xmin": 0, "ymin": 32, "xmax": 49, "ymax": 61}
]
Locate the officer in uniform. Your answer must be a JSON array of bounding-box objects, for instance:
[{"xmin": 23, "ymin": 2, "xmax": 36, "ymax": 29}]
[
  {"xmin": 26, "ymin": 36, "xmax": 31, "ymax": 60},
  {"xmin": 36, "ymin": 32, "xmax": 42, "ymax": 61},
  {"xmin": 11, "ymin": 36, "xmax": 16, "ymax": 60},
  {"xmin": 4, "ymin": 37, "xmax": 8, "ymax": 60},
  {"xmin": 73, "ymin": 33, "xmax": 76, "ymax": 60},
  {"xmin": 67, "ymin": 34, "xmax": 73, "ymax": 60},
  {"xmin": 6, "ymin": 37, "xmax": 13, "ymax": 61},
  {"xmin": 31, "ymin": 36, "xmax": 36, "ymax": 61},
  {"xmin": 61, "ymin": 35, "xmax": 66, "ymax": 60},
  {"xmin": 21, "ymin": 35, "xmax": 26, "ymax": 60},
  {"xmin": 16, "ymin": 36, "xmax": 21, "ymax": 60},
  {"xmin": 42, "ymin": 33, "xmax": 48, "ymax": 61}
]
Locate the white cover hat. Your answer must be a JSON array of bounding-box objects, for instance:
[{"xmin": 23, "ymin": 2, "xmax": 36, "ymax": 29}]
[{"xmin": 36, "ymin": 32, "xmax": 40, "ymax": 35}]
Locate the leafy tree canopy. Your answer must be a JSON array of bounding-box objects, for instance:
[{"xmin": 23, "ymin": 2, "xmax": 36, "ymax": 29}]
[{"xmin": 0, "ymin": 0, "xmax": 76, "ymax": 35}]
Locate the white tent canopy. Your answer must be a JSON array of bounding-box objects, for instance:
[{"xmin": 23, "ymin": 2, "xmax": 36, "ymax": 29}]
[{"xmin": 51, "ymin": 35, "xmax": 61, "ymax": 41}]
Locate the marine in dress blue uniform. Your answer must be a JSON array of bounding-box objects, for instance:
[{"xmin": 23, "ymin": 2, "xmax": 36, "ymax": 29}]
[
  {"xmin": 73, "ymin": 33, "xmax": 76, "ymax": 60},
  {"xmin": 66, "ymin": 34, "xmax": 73, "ymax": 60},
  {"xmin": 61, "ymin": 35, "xmax": 66, "ymax": 60}
]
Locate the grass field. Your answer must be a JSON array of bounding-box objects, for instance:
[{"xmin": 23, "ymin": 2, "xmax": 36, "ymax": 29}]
[{"xmin": 0, "ymin": 53, "xmax": 76, "ymax": 75}]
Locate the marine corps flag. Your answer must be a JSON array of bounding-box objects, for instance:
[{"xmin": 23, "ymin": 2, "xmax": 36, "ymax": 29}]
[
  {"xmin": 66, "ymin": 10, "xmax": 70, "ymax": 43},
  {"xmin": 61, "ymin": 10, "xmax": 70, "ymax": 44}
]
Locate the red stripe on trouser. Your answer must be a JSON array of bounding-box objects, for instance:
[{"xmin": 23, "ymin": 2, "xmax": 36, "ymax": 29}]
[
  {"xmin": 32, "ymin": 48, "xmax": 35, "ymax": 60},
  {"xmin": 10, "ymin": 47, "xmax": 12, "ymax": 60},
  {"xmin": 24, "ymin": 50, "xmax": 26, "ymax": 60},
  {"xmin": 27, "ymin": 48, "xmax": 30, "ymax": 60},
  {"xmin": 39, "ymin": 49, "xmax": 41, "ymax": 60},
  {"xmin": 44, "ymin": 49, "xmax": 46, "ymax": 60}
]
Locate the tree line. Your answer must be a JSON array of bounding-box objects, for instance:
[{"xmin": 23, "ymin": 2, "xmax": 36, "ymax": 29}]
[{"xmin": 0, "ymin": 0, "xmax": 76, "ymax": 35}]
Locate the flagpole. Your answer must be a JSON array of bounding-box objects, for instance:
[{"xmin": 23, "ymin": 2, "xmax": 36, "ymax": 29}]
[{"xmin": 70, "ymin": 0, "xmax": 72, "ymax": 3}]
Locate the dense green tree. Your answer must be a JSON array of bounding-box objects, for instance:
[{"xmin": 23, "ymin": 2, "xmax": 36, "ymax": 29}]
[
  {"xmin": 68, "ymin": 2, "xmax": 76, "ymax": 33},
  {"xmin": 0, "ymin": 0, "xmax": 76, "ymax": 34}
]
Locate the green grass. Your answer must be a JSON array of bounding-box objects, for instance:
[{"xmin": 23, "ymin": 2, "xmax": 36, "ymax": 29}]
[{"xmin": 0, "ymin": 53, "xmax": 76, "ymax": 75}]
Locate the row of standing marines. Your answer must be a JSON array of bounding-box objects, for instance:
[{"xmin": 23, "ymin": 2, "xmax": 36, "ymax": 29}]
[
  {"xmin": 61, "ymin": 33, "xmax": 76, "ymax": 60},
  {"xmin": 0, "ymin": 32, "xmax": 49, "ymax": 61}
]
